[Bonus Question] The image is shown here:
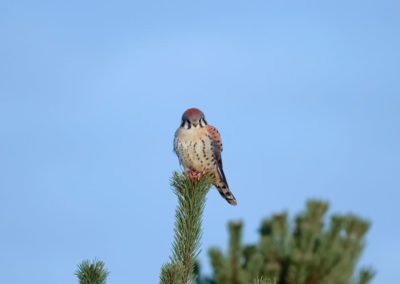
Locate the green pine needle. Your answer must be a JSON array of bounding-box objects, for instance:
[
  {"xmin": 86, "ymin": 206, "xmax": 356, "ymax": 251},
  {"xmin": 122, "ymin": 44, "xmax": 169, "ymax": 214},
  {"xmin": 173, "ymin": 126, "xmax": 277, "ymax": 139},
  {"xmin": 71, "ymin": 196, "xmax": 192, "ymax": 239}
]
[
  {"xmin": 160, "ymin": 262, "xmax": 184, "ymax": 284},
  {"xmin": 75, "ymin": 259, "xmax": 109, "ymax": 284},
  {"xmin": 160, "ymin": 172, "xmax": 212, "ymax": 284},
  {"xmin": 204, "ymin": 200, "xmax": 374, "ymax": 284}
]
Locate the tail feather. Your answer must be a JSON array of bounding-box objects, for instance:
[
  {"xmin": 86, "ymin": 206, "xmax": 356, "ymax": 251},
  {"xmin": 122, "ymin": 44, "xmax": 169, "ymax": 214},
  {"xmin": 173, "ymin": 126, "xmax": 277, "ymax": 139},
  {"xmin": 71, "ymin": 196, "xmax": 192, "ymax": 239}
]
[
  {"xmin": 214, "ymin": 160, "xmax": 237, "ymax": 206},
  {"xmin": 215, "ymin": 182, "xmax": 237, "ymax": 206}
]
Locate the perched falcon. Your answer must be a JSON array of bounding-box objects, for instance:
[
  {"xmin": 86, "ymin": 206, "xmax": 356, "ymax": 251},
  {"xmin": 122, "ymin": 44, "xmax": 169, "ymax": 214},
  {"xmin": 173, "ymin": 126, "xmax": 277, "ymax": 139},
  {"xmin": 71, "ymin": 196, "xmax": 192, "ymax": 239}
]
[{"xmin": 174, "ymin": 108, "xmax": 237, "ymax": 206}]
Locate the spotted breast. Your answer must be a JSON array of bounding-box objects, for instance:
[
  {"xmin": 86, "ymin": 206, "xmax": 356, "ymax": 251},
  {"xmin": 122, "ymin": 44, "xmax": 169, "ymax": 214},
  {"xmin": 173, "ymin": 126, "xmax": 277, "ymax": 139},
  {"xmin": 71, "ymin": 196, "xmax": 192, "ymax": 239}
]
[{"xmin": 174, "ymin": 126, "xmax": 217, "ymax": 174}]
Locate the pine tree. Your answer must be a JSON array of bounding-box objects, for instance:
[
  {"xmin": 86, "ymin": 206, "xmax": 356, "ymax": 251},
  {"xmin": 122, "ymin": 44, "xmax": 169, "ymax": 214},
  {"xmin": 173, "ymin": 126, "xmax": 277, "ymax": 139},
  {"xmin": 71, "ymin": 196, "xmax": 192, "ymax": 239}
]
[
  {"xmin": 74, "ymin": 177, "xmax": 374, "ymax": 284},
  {"xmin": 197, "ymin": 200, "xmax": 374, "ymax": 284},
  {"xmin": 160, "ymin": 172, "xmax": 212, "ymax": 284}
]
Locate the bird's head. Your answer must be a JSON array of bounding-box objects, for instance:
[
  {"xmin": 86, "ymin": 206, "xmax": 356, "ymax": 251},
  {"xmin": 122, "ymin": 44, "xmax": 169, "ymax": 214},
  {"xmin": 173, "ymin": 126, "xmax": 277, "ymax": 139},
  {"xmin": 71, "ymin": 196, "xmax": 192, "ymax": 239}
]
[{"xmin": 181, "ymin": 108, "xmax": 208, "ymax": 129}]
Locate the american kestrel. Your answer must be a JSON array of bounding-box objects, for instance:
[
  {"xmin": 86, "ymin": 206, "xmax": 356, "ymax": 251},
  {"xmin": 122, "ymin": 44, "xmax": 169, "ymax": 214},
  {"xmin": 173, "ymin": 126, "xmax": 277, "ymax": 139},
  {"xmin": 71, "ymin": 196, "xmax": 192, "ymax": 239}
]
[{"xmin": 174, "ymin": 108, "xmax": 237, "ymax": 205}]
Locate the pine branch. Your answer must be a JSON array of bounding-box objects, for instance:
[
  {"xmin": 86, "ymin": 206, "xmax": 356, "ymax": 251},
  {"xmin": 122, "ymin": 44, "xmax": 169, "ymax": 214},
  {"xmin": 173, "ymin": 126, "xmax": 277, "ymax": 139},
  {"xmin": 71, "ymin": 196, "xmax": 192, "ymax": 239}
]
[
  {"xmin": 209, "ymin": 247, "xmax": 229, "ymax": 284},
  {"xmin": 202, "ymin": 200, "xmax": 374, "ymax": 284},
  {"xmin": 160, "ymin": 172, "xmax": 212, "ymax": 284},
  {"xmin": 228, "ymin": 221, "xmax": 243, "ymax": 284},
  {"xmin": 160, "ymin": 262, "xmax": 185, "ymax": 284},
  {"xmin": 75, "ymin": 259, "xmax": 109, "ymax": 284}
]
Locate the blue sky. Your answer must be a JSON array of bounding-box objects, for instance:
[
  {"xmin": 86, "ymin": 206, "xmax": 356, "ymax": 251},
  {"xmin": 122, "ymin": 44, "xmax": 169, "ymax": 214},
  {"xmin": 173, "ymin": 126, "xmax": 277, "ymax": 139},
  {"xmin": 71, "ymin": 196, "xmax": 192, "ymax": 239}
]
[{"xmin": 1, "ymin": 1, "xmax": 399, "ymax": 283}]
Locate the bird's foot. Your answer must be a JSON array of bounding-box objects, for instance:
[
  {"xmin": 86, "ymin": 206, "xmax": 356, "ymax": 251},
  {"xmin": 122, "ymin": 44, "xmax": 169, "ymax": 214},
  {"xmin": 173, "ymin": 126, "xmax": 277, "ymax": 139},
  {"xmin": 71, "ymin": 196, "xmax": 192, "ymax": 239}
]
[{"xmin": 188, "ymin": 169, "xmax": 204, "ymax": 181}]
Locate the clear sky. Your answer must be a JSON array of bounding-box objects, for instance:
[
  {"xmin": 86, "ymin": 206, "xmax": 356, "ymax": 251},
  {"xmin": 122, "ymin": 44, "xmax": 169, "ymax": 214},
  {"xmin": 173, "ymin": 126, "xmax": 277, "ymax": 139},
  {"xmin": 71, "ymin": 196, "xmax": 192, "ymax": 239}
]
[{"xmin": 1, "ymin": 1, "xmax": 399, "ymax": 283}]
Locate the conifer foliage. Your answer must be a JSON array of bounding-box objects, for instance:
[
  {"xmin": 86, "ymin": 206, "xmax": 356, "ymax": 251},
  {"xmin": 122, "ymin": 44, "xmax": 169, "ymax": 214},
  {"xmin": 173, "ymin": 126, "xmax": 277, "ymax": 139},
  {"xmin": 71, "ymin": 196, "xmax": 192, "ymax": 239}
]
[
  {"xmin": 75, "ymin": 259, "xmax": 109, "ymax": 284},
  {"xmin": 75, "ymin": 177, "xmax": 374, "ymax": 284},
  {"xmin": 197, "ymin": 200, "xmax": 374, "ymax": 284},
  {"xmin": 160, "ymin": 172, "xmax": 212, "ymax": 284}
]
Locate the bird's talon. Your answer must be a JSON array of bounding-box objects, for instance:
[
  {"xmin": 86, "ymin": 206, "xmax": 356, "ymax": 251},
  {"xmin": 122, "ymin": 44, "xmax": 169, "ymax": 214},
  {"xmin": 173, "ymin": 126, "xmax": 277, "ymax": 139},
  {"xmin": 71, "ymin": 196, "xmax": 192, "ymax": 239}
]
[{"xmin": 188, "ymin": 169, "xmax": 204, "ymax": 181}]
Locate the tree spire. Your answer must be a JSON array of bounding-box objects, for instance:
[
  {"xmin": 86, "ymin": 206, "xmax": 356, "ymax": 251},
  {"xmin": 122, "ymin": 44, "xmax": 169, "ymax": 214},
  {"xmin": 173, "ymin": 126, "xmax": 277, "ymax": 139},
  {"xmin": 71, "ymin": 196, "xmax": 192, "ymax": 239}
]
[{"xmin": 160, "ymin": 172, "xmax": 212, "ymax": 284}]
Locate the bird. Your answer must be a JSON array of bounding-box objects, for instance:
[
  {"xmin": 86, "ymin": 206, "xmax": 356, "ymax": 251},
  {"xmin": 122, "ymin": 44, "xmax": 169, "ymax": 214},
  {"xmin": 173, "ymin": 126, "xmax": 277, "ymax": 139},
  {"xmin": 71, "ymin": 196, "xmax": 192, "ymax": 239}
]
[{"xmin": 173, "ymin": 108, "xmax": 237, "ymax": 205}]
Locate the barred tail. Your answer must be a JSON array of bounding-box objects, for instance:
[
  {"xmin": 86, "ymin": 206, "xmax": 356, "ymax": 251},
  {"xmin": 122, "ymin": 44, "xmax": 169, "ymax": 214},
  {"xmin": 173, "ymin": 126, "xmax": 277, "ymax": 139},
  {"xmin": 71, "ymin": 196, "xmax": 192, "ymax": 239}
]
[
  {"xmin": 214, "ymin": 160, "xmax": 237, "ymax": 205},
  {"xmin": 215, "ymin": 182, "xmax": 237, "ymax": 206}
]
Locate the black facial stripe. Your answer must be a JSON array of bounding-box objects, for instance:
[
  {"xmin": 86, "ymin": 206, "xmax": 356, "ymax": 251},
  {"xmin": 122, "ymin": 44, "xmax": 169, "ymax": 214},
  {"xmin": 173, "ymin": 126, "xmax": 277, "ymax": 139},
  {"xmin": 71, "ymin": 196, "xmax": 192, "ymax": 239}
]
[
  {"xmin": 181, "ymin": 120, "xmax": 192, "ymax": 129},
  {"xmin": 201, "ymin": 118, "xmax": 207, "ymax": 127}
]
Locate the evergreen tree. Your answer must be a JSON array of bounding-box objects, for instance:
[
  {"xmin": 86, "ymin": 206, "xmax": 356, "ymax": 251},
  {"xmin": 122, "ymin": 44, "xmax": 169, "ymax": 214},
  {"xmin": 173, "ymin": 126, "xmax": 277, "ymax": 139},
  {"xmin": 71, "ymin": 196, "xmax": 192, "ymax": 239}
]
[
  {"xmin": 197, "ymin": 200, "xmax": 374, "ymax": 284},
  {"xmin": 75, "ymin": 176, "xmax": 374, "ymax": 284},
  {"xmin": 160, "ymin": 172, "xmax": 212, "ymax": 284},
  {"xmin": 75, "ymin": 259, "xmax": 109, "ymax": 284}
]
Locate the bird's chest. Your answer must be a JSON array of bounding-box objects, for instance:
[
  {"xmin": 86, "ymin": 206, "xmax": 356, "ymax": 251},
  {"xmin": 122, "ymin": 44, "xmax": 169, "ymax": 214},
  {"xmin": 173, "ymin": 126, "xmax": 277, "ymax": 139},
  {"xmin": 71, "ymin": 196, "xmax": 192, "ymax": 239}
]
[{"xmin": 176, "ymin": 128, "xmax": 216, "ymax": 171}]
